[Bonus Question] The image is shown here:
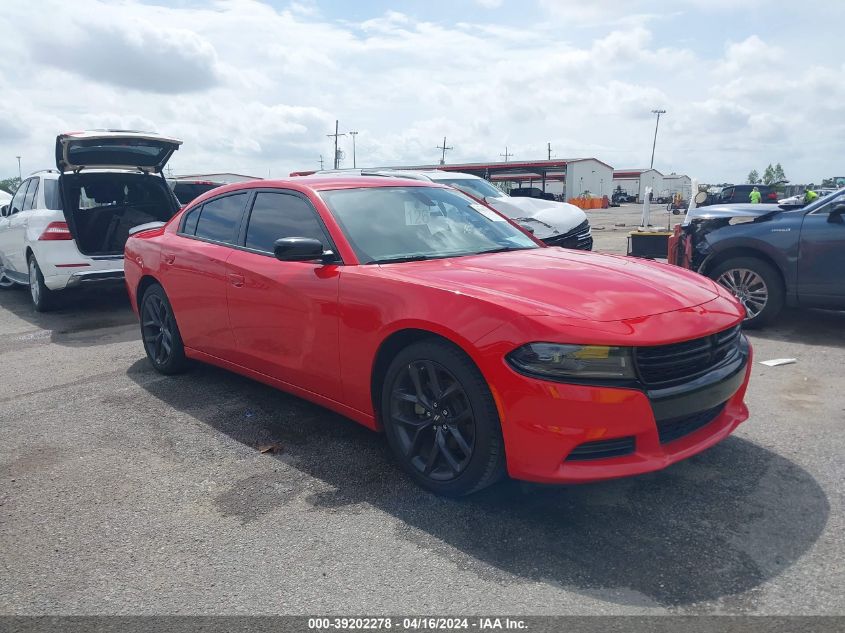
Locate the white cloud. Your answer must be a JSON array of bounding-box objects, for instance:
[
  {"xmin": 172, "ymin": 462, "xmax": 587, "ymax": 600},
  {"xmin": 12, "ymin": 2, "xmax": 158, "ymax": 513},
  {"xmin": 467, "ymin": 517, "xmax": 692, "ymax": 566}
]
[{"xmin": 0, "ymin": 0, "xmax": 840, "ymax": 183}]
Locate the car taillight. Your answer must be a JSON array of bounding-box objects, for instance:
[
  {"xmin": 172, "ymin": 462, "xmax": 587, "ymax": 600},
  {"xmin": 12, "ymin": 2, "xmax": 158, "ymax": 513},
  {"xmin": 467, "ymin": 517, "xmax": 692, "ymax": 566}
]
[{"xmin": 38, "ymin": 221, "xmax": 72, "ymax": 240}]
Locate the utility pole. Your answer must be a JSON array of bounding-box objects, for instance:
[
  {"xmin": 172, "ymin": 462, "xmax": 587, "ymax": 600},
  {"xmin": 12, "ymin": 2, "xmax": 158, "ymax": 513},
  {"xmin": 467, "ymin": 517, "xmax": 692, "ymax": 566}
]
[
  {"xmin": 650, "ymin": 109, "xmax": 666, "ymax": 169},
  {"xmin": 319, "ymin": 155, "xmax": 324, "ymax": 170},
  {"xmin": 349, "ymin": 131, "xmax": 358, "ymax": 168},
  {"xmin": 547, "ymin": 142, "xmax": 552, "ymax": 161},
  {"xmin": 16, "ymin": 156, "xmax": 21, "ymax": 180},
  {"xmin": 500, "ymin": 146, "xmax": 513, "ymax": 162},
  {"xmin": 436, "ymin": 137, "xmax": 453, "ymax": 165},
  {"xmin": 327, "ymin": 120, "xmax": 346, "ymax": 170}
]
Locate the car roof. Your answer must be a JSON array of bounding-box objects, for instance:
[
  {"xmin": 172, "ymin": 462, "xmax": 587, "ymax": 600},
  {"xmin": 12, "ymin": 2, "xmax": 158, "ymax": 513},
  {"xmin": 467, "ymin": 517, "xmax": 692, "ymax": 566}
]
[
  {"xmin": 285, "ymin": 175, "xmax": 446, "ymax": 191},
  {"xmin": 185, "ymin": 175, "xmax": 449, "ymax": 208}
]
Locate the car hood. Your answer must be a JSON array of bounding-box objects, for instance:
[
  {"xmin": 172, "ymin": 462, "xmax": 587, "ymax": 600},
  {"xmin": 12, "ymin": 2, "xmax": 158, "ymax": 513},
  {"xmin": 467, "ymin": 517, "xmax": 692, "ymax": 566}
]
[
  {"xmin": 377, "ymin": 248, "xmax": 721, "ymax": 322},
  {"xmin": 684, "ymin": 203, "xmax": 781, "ymax": 224},
  {"xmin": 487, "ymin": 197, "xmax": 586, "ymax": 234}
]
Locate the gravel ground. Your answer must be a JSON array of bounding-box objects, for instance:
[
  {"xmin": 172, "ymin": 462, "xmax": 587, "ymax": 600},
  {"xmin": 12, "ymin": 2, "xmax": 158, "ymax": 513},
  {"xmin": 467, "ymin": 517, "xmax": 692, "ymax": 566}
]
[{"xmin": 1, "ymin": 215, "xmax": 843, "ymax": 615}]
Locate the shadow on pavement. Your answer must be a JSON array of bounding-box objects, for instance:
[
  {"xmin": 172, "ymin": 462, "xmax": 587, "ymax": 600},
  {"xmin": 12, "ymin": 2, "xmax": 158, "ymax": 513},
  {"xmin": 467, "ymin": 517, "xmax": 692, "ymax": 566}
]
[
  {"xmin": 127, "ymin": 358, "xmax": 829, "ymax": 608},
  {"xmin": 0, "ymin": 285, "xmax": 137, "ymax": 348},
  {"xmin": 747, "ymin": 307, "xmax": 845, "ymax": 349}
]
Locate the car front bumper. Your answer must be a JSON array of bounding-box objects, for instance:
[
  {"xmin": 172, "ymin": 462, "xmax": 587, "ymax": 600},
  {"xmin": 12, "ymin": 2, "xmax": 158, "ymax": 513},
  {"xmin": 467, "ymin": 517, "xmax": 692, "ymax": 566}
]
[{"xmin": 489, "ymin": 340, "xmax": 752, "ymax": 484}]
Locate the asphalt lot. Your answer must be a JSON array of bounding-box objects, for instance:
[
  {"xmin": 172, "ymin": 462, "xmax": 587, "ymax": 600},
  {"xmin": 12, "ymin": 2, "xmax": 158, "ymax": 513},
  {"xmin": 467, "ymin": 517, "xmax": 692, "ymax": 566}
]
[{"xmin": 1, "ymin": 206, "xmax": 843, "ymax": 615}]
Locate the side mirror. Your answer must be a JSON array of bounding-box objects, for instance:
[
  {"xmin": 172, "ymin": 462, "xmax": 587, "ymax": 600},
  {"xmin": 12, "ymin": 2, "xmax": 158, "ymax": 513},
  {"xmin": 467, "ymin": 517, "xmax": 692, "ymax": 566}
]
[
  {"xmin": 828, "ymin": 203, "xmax": 845, "ymax": 223},
  {"xmin": 0, "ymin": 204, "xmax": 8, "ymax": 217},
  {"xmin": 273, "ymin": 237, "xmax": 334, "ymax": 263}
]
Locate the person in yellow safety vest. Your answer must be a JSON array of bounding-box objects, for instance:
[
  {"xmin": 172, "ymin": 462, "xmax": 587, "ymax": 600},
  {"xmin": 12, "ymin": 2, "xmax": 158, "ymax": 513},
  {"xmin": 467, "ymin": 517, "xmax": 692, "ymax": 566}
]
[
  {"xmin": 804, "ymin": 188, "xmax": 819, "ymax": 204},
  {"xmin": 749, "ymin": 186, "xmax": 762, "ymax": 204}
]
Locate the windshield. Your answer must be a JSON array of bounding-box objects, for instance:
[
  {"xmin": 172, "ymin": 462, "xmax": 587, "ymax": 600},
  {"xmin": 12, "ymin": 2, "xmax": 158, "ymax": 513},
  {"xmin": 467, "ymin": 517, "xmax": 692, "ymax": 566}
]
[
  {"xmin": 436, "ymin": 178, "xmax": 506, "ymax": 200},
  {"xmin": 320, "ymin": 186, "xmax": 538, "ymax": 264}
]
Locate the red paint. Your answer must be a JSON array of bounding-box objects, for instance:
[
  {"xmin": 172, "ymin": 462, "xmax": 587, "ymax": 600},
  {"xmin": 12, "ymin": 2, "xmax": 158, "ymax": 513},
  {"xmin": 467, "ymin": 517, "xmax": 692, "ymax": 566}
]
[{"xmin": 125, "ymin": 177, "xmax": 751, "ymax": 484}]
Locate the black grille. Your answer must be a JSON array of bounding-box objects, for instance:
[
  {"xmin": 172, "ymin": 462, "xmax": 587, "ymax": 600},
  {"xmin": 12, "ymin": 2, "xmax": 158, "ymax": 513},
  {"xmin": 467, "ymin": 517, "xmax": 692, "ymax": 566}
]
[
  {"xmin": 566, "ymin": 436, "xmax": 635, "ymax": 461},
  {"xmin": 635, "ymin": 326, "xmax": 742, "ymax": 388},
  {"xmin": 544, "ymin": 219, "xmax": 592, "ymax": 250},
  {"xmin": 656, "ymin": 403, "xmax": 726, "ymax": 444}
]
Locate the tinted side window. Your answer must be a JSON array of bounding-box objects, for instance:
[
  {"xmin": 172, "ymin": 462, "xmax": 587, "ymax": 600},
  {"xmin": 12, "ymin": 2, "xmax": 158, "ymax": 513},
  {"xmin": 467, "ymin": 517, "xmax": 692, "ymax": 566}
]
[
  {"xmin": 245, "ymin": 192, "xmax": 329, "ymax": 253},
  {"xmin": 181, "ymin": 205, "xmax": 201, "ymax": 235},
  {"xmin": 194, "ymin": 193, "xmax": 247, "ymax": 244},
  {"xmin": 43, "ymin": 179, "xmax": 62, "ymax": 210},
  {"xmin": 10, "ymin": 179, "xmax": 31, "ymax": 215},
  {"xmin": 23, "ymin": 178, "xmax": 39, "ymax": 210}
]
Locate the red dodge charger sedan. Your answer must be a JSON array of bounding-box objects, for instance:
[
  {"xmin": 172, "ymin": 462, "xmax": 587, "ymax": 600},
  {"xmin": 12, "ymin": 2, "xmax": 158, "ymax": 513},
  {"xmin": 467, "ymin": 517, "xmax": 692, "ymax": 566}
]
[{"xmin": 125, "ymin": 176, "xmax": 752, "ymax": 496}]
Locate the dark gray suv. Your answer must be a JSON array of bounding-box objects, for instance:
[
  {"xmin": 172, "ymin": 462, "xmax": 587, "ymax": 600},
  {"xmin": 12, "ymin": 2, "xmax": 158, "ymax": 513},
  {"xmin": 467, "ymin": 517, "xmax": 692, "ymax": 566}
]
[{"xmin": 669, "ymin": 189, "xmax": 845, "ymax": 326}]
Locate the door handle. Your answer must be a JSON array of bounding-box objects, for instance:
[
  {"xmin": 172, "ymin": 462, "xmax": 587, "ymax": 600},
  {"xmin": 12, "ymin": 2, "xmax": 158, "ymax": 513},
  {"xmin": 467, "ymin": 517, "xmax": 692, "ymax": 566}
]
[
  {"xmin": 228, "ymin": 273, "xmax": 245, "ymax": 288},
  {"xmin": 164, "ymin": 254, "xmax": 176, "ymax": 265}
]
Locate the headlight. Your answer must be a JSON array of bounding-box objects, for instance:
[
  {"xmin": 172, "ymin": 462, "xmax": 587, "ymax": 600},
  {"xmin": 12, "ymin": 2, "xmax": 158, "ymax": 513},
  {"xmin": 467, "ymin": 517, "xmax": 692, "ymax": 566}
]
[{"xmin": 507, "ymin": 343, "xmax": 635, "ymax": 380}]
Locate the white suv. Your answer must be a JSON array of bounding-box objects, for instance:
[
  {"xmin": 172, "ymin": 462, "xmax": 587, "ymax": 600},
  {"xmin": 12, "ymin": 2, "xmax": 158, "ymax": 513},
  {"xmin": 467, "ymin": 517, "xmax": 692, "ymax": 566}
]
[
  {"xmin": 0, "ymin": 131, "xmax": 182, "ymax": 311},
  {"xmin": 308, "ymin": 169, "xmax": 592, "ymax": 250}
]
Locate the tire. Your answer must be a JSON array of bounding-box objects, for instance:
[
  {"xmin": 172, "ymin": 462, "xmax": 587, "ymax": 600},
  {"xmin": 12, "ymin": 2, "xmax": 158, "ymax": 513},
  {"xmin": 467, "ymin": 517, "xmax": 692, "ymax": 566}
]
[
  {"xmin": 380, "ymin": 339, "xmax": 506, "ymax": 496},
  {"xmin": 27, "ymin": 255, "xmax": 57, "ymax": 312},
  {"xmin": 709, "ymin": 257, "xmax": 785, "ymax": 328},
  {"xmin": 139, "ymin": 283, "xmax": 188, "ymax": 375}
]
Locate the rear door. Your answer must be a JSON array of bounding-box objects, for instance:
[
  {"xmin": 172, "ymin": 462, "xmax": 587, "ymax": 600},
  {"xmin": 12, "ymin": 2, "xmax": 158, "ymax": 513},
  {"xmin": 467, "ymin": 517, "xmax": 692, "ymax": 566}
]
[
  {"xmin": 162, "ymin": 191, "xmax": 249, "ymax": 358},
  {"xmin": 797, "ymin": 198, "xmax": 845, "ymax": 307},
  {"xmin": 56, "ymin": 131, "xmax": 182, "ymax": 173},
  {"xmin": 225, "ymin": 190, "xmax": 342, "ymax": 399},
  {"xmin": 0, "ymin": 178, "xmax": 36, "ymax": 275}
]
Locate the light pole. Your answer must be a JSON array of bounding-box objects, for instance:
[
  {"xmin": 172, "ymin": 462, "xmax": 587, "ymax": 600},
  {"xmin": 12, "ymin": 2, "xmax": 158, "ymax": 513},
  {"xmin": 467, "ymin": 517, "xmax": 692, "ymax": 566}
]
[
  {"xmin": 16, "ymin": 156, "xmax": 21, "ymax": 180},
  {"xmin": 349, "ymin": 131, "xmax": 358, "ymax": 168},
  {"xmin": 650, "ymin": 109, "xmax": 666, "ymax": 169},
  {"xmin": 327, "ymin": 120, "xmax": 346, "ymax": 170}
]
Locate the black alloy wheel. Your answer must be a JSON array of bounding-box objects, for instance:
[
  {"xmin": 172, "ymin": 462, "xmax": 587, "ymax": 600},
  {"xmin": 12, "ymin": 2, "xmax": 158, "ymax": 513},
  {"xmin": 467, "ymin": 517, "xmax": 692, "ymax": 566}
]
[
  {"xmin": 382, "ymin": 340, "xmax": 505, "ymax": 496},
  {"xmin": 141, "ymin": 284, "xmax": 187, "ymax": 374},
  {"xmin": 390, "ymin": 360, "xmax": 476, "ymax": 481}
]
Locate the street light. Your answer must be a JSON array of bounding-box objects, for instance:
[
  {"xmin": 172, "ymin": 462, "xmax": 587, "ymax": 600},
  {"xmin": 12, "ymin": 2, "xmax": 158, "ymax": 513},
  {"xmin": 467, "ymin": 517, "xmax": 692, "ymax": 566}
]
[
  {"xmin": 349, "ymin": 131, "xmax": 358, "ymax": 168},
  {"xmin": 650, "ymin": 109, "xmax": 666, "ymax": 169}
]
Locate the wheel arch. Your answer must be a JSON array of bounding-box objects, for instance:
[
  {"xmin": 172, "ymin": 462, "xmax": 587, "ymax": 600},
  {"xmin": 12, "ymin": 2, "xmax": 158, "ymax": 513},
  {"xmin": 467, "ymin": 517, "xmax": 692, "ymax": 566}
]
[
  {"xmin": 700, "ymin": 247, "xmax": 786, "ymax": 290},
  {"xmin": 370, "ymin": 327, "xmax": 482, "ymax": 431},
  {"xmin": 136, "ymin": 274, "xmax": 162, "ymax": 306}
]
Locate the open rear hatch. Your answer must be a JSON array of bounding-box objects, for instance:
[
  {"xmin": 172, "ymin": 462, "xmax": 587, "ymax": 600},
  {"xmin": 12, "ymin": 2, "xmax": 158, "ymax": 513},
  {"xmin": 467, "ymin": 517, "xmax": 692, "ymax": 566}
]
[{"xmin": 56, "ymin": 131, "xmax": 183, "ymax": 256}]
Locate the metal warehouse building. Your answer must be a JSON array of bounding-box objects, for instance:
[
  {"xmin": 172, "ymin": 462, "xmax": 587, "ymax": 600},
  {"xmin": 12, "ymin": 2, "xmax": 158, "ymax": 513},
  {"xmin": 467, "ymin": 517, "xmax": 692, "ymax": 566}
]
[
  {"xmin": 611, "ymin": 168, "xmax": 664, "ymax": 202},
  {"xmin": 390, "ymin": 158, "xmax": 614, "ymax": 200}
]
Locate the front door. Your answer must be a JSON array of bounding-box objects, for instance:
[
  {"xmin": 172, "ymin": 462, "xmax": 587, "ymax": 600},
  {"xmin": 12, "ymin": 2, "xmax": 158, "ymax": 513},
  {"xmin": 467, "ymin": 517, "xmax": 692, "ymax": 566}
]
[
  {"xmin": 798, "ymin": 199, "xmax": 845, "ymax": 308},
  {"xmin": 225, "ymin": 190, "xmax": 342, "ymax": 400}
]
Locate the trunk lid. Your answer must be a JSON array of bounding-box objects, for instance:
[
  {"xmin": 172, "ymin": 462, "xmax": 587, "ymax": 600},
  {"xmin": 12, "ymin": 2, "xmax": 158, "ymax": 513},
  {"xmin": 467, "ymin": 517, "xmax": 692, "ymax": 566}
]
[{"xmin": 56, "ymin": 130, "xmax": 182, "ymax": 173}]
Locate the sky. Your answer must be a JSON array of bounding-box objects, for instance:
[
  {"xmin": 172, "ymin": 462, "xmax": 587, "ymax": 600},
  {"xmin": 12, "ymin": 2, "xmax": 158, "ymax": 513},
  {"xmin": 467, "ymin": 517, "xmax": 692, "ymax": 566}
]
[{"xmin": 0, "ymin": 0, "xmax": 843, "ymax": 184}]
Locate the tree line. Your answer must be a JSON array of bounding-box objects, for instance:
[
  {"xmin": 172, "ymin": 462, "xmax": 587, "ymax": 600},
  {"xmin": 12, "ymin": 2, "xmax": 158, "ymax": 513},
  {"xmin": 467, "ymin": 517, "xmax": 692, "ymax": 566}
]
[{"xmin": 747, "ymin": 163, "xmax": 786, "ymax": 186}]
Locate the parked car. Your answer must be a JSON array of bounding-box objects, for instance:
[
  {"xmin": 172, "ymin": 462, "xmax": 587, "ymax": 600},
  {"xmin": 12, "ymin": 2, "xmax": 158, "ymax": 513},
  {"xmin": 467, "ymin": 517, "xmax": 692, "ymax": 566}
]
[
  {"xmin": 705, "ymin": 184, "xmax": 780, "ymax": 205},
  {"xmin": 508, "ymin": 186, "xmax": 555, "ymax": 201},
  {"xmin": 777, "ymin": 188, "xmax": 837, "ymax": 206},
  {"xmin": 0, "ymin": 130, "xmax": 182, "ymax": 310},
  {"xmin": 669, "ymin": 188, "xmax": 845, "ymax": 326},
  {"xmin": 126, "ymin": 175, "xmax": 751, "ymax": 496},
  {"xmin": 168, "ymin": 178, "xmax": 225, "ymax": 206},
  {"xmin": 307, "ymin": 169, "xmax": 592, "ymax": 250}
]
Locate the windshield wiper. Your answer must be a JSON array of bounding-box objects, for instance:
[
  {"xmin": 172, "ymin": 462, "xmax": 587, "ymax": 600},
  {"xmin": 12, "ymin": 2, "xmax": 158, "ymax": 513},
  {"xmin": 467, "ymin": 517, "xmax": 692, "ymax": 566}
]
[
  {"xmin": 474, "ymin": 246, "xmax": 531, "ymax": 255},
  {"xmin": 368, "ymin": 254, "xmax": 432, "ymax": 264}
]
